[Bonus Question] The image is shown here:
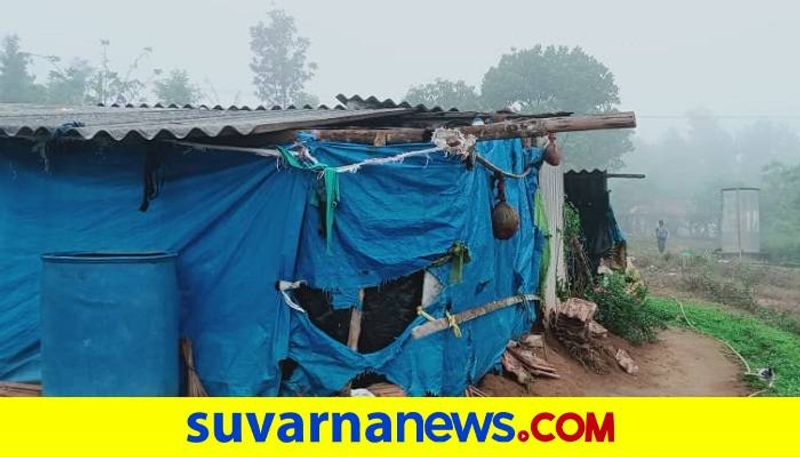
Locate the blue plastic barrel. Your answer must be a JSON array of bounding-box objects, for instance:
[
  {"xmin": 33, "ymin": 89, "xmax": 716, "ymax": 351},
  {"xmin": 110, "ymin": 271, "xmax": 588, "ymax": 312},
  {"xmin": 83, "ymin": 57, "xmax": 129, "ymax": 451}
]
[{"xmin": 40, "ymin": 252, "xmax": 179, "ymax": 396}]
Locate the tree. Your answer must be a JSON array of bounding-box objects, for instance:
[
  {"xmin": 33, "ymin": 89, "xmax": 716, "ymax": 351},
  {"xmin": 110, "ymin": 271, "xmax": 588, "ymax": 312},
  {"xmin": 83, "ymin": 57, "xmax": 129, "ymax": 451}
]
[
  {"xmin": 761, "ymin": 162, "xmax": 800, "ymax": 262},
  {"xmin": 293, "ymin": 91, "xmax": 320, "ymax": 108},
  {"xmin": 0, "ymin": 34, "xmax": 45, "ymax": 103},
  {"xmin": 405, "ymin": 79, "xmax": 482, "ymax": 110},
  {"xmin": 152, "ymin": 69, "xmax": 201, "ymax": 105},
  {"xmin": 480, "ymin": 45, "xmax": 631, "ymax": 169},
  {"xmin": 46, "ymin": 59, "xmax": 94, "ymax": 105},
  {"xmin": 86, "ymin": 40, "xmax": 152, "ymax": 105},
  {"xmin": 249, "ymin": 8, "xmax": 317, "ymax": 107}
]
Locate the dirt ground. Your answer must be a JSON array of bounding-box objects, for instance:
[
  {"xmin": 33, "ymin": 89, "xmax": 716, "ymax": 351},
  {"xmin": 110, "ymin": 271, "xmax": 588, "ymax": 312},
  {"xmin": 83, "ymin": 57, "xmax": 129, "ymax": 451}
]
[
  {"xmin": 629, "ymin": 236, "xmax": 800, "ymax": 316},
  {"xmin": 479, "ymin": 328, "xmax": 750, "ymax": 397}
]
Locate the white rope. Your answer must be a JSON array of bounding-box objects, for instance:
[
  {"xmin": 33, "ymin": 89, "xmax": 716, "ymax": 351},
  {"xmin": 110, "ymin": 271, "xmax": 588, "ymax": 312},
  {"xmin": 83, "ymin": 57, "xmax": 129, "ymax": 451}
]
[
  {"xmin": 334, "ymin": 146, "xmax": 441, "ymax": 173},
  {"xmin": 431, "ymin": 127, "xmax": 477, "ymax": 158},
  {"xmin": 171, "ymin": 134, "xmax": 530, "ymax": 180}
]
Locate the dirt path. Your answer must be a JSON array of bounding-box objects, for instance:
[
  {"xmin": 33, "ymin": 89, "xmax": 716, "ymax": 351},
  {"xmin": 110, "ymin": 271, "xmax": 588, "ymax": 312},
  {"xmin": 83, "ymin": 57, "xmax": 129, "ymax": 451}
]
[{"xmin": 480, "ymin": 328, "xmax": 750, "ymax": 396}]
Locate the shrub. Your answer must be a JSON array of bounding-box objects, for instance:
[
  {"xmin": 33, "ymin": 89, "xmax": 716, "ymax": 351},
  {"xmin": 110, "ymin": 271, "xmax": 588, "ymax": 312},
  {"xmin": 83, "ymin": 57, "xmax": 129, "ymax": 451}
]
[{"xmin": 586, "ymin": 272, "xmax": 661, "ymax": 344}]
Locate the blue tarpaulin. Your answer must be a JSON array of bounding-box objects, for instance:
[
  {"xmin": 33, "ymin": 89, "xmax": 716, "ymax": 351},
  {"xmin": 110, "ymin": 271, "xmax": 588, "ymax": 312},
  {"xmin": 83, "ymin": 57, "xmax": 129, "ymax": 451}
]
[{"xmin": 0, "ymin": 134, "xmax": 545, "ymax": 396}]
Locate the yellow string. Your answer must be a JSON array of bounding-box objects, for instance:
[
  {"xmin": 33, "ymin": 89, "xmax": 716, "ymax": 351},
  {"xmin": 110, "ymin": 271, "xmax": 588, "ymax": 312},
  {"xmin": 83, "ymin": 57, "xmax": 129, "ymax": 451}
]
[
  {"xmin": 417, "ymin": 307, "xmax": 462, "ymax": 338},
  {"xmin": 445, "ymin": 311, "xmax": 462, "ymax": 338},
  {"xmin": 417, "ymin": 307, "xmax": 437, "ymax": 323}
]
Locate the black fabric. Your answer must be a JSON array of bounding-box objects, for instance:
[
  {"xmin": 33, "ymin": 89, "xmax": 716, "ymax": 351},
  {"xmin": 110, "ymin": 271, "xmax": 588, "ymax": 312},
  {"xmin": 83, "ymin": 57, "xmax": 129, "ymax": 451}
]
[
  {"xmin": 359, "ymin": 270, "xmax": 424, "ymax": 354},
  {"xmin": 294, "ymin": 285, "xmax": 351, "ymax": 345},
  {"xmin": 564, "ymin": 170, "xmax": 612, "ymax": 269},
  {"xmin": 293, "ymin": 270, "xmax": 425, "ymax": 353}
]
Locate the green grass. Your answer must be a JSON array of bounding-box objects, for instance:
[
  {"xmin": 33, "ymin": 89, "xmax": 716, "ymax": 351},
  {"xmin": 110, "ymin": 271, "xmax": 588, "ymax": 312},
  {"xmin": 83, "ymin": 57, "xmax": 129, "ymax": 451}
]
[{"xmin": 647, "ymin": 297, "xmax": 800, "ymax": 396}]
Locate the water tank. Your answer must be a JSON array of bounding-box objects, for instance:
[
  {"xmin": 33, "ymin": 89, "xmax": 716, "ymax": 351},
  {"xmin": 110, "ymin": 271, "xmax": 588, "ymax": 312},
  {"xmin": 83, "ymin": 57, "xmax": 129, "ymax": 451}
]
[
  {"xmin": 720, "ymin": 188, "xmax": 760, "ymax": 255},
  {"xmin": 40, "ymin": 252, "xmax": 179, "ymax": 396}
]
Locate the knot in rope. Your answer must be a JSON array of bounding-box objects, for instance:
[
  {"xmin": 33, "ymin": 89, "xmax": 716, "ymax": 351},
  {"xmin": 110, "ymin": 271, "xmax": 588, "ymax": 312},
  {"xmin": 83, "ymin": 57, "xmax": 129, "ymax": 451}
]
[
  {"xmin": 445, "ymin": 310, "xmax": 462, "ymax": 338},
  {"xmin": 417, "ymin": 307, "xmax": 462, "ymax": 338}
]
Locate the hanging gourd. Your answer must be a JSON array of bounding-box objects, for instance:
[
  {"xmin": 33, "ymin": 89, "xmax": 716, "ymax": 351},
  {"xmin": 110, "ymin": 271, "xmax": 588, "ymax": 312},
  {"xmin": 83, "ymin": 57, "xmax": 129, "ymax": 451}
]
[{"xmin": 491, "ymin": 172, "xmax": 520, "ymax": 240}]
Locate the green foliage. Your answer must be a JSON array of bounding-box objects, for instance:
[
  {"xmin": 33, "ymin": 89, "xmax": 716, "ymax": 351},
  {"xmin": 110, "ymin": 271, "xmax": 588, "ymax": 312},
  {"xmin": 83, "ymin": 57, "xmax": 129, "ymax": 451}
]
[
  {"xmin": 46, "ymin": 59, "xmax": 94, "ymax": 105},
  {"xmin": 293, "ymin": 91, "xmax": 320, "ymax": 108},
  {"xmin": 761, "ymin": 162, "xmax": 800, "ymax": 263},
  {"xmin": 404, "ymin": 45, "xmax": 631, "ymax": 169},
  {"xmin": 559, "ymin": 201, "xmax": 593, "ymax": 300},
  {"xmin": 480, "ymin": 45, "xmax": 632, "ymax": 170},
  {"xmin": 86, "ymin": 41, "xmax": 153, "ymax": 105},
  {"xmin": 250, "ymin": 8, "xmax": 317, "ymax": 107},
  {"xmin": 0, "ymin": 34, "xmax": 45, "ymax": 103},
  {"xmin": 613, "ymin": 113, "xmax": 800, "ymax": 240},
  {"xmin": 586, "ymin": 272, "xmax": 660, "ymax": 344},
  {"xmin": 405, "ymin": 79, "xmax": 482, "ymax": 110},
  {"xmin": 152, "ymin": 69, "xmax": 201, "ymax": 105},
  {"xmin": 648, "ymin": 297, "xmax": 800, "ymax": 396},
  {"xmin": 680, "ymin": 260, "xmax": 759, "ymax": 310},
  {"xmin": 563, "ymin": 201, "xmax": 582, "ymax": 241},
  {"xmin": 481, "ymin": 45, "xmax": 620, "ymax": 113}
]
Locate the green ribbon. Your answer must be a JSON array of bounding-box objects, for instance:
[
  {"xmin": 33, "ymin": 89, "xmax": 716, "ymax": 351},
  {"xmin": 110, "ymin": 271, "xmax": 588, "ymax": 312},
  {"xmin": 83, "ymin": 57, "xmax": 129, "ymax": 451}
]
[
  {"xmin": 448, "ymin": 242, "xmax": 471, "ymax": 284},
  {"xmin": 278, "ymin": 146, "xmax": 339, "ymax": 254},
  {"xmin": 534, "ymin": 190, "xmax": 551, "ymax": 295}
]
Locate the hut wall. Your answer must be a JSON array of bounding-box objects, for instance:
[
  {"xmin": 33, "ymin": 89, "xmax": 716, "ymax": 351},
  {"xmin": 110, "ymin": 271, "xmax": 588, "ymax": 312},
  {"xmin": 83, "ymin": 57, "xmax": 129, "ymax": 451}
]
[{"xmin": 539, "ymin": 163, "xmax": 566, "ymax": 315}]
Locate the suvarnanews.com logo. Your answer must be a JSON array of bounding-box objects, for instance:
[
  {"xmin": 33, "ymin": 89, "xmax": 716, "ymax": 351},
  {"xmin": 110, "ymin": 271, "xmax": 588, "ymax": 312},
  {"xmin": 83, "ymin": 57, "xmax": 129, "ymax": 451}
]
[{"xmin": 186, "ymin": 410, "xmax": 615, "ymax": 444}]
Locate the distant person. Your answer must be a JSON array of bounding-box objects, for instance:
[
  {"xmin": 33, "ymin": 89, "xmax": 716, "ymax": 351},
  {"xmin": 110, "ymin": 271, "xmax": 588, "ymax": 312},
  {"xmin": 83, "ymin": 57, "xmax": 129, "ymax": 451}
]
[{"xmin": 655, "ymin": 220, "xmax": 670, "ymax": 254}]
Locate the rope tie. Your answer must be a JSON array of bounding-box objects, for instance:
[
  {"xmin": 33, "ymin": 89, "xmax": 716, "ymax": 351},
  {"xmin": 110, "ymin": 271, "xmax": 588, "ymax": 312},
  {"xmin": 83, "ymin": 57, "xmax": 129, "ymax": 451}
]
[
  {"xmin": 416, "ymin": 307, "xmax": 462, "ymax": 338},
  {"xmin": 417, "ymin": 306, "xmax": 437, "ymax": 323},
  {"xmin": 445, "ymin": 310, "xmax": 462, "ymax": 338}
]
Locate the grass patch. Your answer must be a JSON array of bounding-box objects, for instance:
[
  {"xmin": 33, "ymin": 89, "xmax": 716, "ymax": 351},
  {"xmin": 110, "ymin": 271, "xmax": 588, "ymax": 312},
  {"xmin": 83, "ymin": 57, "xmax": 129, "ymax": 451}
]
[{"xmin": 647, "ymin": 297, "xmax": 800, "ymax": 396}]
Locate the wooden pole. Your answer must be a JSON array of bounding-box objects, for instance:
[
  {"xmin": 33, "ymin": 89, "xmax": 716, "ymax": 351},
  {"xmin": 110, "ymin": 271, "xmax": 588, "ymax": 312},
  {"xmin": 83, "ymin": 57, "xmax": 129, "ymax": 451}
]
[
  {"xmin": 310, "ymin": 112, "xmax": 636, "ymax": 145},
  {"xmin": 347, "ymin": 307, "xmax": 362, "ymax": 351}
]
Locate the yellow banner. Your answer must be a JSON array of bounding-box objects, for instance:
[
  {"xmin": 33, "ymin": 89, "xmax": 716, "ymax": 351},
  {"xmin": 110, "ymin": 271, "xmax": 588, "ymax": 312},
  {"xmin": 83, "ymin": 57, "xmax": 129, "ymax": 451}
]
[{"xmin": 0, "ymin": 397, "xmax": 796, "ymax": 457}]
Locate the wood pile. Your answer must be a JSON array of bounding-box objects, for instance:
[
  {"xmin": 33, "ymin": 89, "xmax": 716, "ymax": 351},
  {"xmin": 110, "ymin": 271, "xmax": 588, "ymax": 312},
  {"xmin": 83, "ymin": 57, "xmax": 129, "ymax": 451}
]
[
  {"xmin": 550, "ymin": 298, "xmax": 612, "ymax": 373},
  {"xmin": 365, "ymin": 382, "xmax": 407, "ymax": 397},
  {"xmin": 550, "ymin": 297, "xmax": 640, "ymax": 375},
  {"xmin": 501, "ymin": 339, "xmax": 559, "ymax": 384}
]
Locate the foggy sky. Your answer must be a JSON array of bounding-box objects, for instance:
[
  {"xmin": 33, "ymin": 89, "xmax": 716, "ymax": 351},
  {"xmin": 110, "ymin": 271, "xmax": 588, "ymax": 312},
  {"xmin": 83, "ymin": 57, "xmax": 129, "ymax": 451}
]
[{"xmin": 2, "ymin": 0, "xmax": 799, "ymax": 140}]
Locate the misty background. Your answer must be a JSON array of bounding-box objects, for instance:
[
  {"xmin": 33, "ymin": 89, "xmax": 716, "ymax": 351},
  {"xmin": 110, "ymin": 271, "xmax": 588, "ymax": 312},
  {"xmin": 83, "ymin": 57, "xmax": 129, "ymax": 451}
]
[{"xmin": 2, "ymin": 0, "xmax": 799, "ymax": 260}]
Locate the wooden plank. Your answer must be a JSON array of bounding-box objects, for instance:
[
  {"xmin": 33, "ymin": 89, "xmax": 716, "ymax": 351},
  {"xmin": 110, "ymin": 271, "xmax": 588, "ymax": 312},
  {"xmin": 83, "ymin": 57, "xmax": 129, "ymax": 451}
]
[
  {"xmin": 347, "ymin": 307, "xmax": 363, "ymax": 351},
  {"xmin": 411, "ymin": 294, "xmax": 539, "ymax": 340},
  {"xmin": 607, "ymin": 173, "xmax": 646, "ymax": 179}
]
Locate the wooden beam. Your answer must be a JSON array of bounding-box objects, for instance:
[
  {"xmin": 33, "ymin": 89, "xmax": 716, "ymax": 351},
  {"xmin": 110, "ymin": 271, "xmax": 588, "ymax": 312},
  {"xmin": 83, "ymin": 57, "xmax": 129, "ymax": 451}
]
[
  {"xmin": 606, "ymin": 173, "xmax": 646, "ymax": 179},
  {"xmin": 310, "ymin": 112, "xmax": 636, "ymax": 145},
  {"xmin": 347, "ymin": 307, "xmax": 362, "ymax": 351},
  {"xmin": 346, "ymin": 289, "xmax": 365, "ymax": 352},
  {"xmin": 411, "ymin": 294, "xmax": 539, "ymax": 340}
]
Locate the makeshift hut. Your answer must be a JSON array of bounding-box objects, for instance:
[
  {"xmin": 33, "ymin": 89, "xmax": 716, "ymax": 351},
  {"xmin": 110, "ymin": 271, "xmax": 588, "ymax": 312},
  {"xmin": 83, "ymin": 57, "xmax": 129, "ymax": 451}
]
[
  {"xmin": 0, "ymin": 96, "xmax": 635, "ymax": 396},
  {"xmin": 563, "ymin": 170, "xmax": 640, "ymax": 271}
]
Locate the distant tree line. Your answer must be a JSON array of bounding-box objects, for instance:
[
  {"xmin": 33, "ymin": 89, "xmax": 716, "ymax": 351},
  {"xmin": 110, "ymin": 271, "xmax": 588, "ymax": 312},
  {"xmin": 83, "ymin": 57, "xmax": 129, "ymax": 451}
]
[
  {"xmin": 0, "ymin": 35, "xmax": 203, "ymax": 106},
  {"xmin": 610, "ymin": 111, "xmax": 800, "ymax": 263},
  {"xmin": 0, "ymin": 8, "xmax": 320, "ymax": 108},
  {"xmin": 404, "ymin": 45, "xmax": 633, "ymax": 170},
  {"xmin": 3, "ymin": 10, "xmax": 634, "ymax": 170}
]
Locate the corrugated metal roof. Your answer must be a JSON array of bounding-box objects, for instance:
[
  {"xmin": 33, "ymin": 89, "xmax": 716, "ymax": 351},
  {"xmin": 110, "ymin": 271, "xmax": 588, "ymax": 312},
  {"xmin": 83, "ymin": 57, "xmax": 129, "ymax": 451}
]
[
  {"xmin": 0, "ymin": 104, "xmax": 411, "ymax": 141},
  {"xmin": 336, "ymin": 93, "xmax": 574, "ymax": 118}
]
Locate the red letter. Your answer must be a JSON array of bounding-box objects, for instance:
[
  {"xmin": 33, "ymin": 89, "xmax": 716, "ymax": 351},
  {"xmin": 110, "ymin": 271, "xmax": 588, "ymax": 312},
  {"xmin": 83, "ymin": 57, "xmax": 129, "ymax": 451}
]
[
  {"xmin": 530, "ymin": 412, "xmax": 555, "ymax": 442},
  {"xmin": 555, "ymin": 413, "xmax": 585, "ymax": 442},
  {"xmin": 585, "ymin": 412, "xmax": 614, "ymax": 442}
]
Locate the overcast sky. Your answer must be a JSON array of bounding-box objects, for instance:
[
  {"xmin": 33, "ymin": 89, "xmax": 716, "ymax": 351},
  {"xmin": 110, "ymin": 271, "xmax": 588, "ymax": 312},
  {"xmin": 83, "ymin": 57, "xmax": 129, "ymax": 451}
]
[{"xmin": 2, "ymin": 0, "xmax": 799, "ymax": 139}]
